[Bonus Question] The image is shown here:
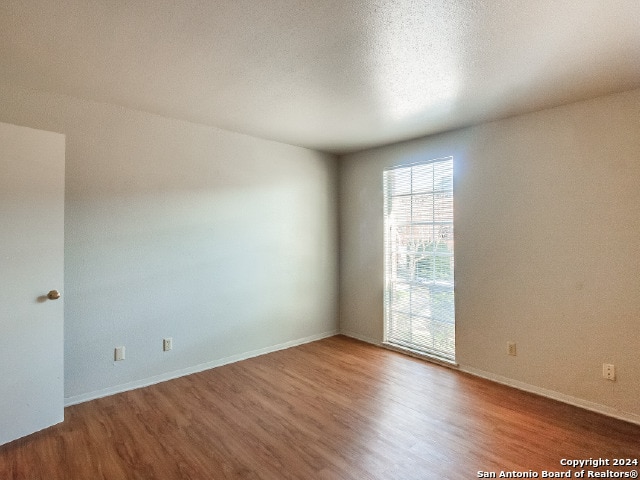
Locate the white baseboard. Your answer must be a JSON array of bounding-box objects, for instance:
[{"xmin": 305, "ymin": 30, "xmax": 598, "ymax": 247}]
[
  {"xmin": 65, "ymin": 330, "xmax": 640, "ymax": 427},
  {"xmin": 339, "ymin": 329, "xmax": 381, "ymax": 346},
  {"xmin": 342, "ymin": 330, "xmax": 640, "ymax": 426},
  {"xmin": 64, "ymin": 330, "xmax": 338, "ymax": 407},
  {"xmin": 459, "ymin": 365, "xmax": 640, "ymax": 427}
]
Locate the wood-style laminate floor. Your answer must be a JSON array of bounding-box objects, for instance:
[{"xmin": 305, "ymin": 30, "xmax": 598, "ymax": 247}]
[{"xmin": 1, "ymin": 335, "xmax": 638, "ymax": 479}]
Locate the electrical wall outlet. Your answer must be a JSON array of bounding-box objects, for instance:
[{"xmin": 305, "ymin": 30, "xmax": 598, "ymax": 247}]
[
  {"xmin": 602, "ymin": 363, "xmax": 615, "ymax": 381},
  {"xmin": 163, "ymin": 337, "xmax": 173, "ymax": 352},
  {"xmin": 507, "ymin": 341, "xmax": 517, "ymax": 356},
  {"xmin": 114, "ymin": 346, "xmax": 126, "ymax": 361}
]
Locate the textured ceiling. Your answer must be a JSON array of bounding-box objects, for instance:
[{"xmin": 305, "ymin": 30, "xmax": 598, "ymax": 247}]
[{"xmin": 1, "ymin": 0, "xmax": 639, "ymax": 154}]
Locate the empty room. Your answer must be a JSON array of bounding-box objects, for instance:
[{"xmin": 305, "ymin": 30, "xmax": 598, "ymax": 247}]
[{"xmin": 1, "ymin": 0, "xmax": 639, "ymax": 478}]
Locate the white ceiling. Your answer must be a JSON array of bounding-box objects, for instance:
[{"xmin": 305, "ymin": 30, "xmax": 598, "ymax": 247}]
[{"xmin": 1, "ymin": 0, "xmax": 639, "ymax": 154}]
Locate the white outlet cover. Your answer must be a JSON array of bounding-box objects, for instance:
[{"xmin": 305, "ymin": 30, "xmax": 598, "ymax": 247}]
[
  {"xmin": 603, "ymin": 363, "xmax": 615, "ymax": 380},
  {"xmin": 115, "ymin": 346, "xmax": 125, "ymax": 361}
]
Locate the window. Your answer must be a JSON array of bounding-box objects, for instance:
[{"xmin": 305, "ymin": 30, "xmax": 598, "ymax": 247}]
[{"xmin": 383, "ymin": 157, "xmax": 455, "ymax": 362}]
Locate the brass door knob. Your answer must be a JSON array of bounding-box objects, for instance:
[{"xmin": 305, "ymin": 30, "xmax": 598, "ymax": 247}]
[{"xmin": 47, "ymin": 290, "xmax": 61, "ymax": 300}]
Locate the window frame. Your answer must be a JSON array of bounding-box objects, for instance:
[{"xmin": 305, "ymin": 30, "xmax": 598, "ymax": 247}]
[{"xmin": 383, "ymin": 156, "xmax": 456, "ymax": 363}]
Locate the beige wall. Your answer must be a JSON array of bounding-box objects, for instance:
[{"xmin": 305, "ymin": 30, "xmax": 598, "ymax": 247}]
[
  {"xmin": 0, "ymin": 83, "xmax": 339, "ymax": 403},
  {"xmin": 339, "ymin": 88, "xmax": 640, "ymax": 423},
  {"xmin": 2, "ymin": 79, "xmax": 638, "ymax": 423}
]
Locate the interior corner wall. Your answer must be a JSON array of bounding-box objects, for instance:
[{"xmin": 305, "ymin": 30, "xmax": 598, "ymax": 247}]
[
  {"xmin": 0, "ymin": 83, "xmax": 339, "ymax": 402},
  {"xmin": 338, "ymin": 88, "xmax": 640, "ymax": 422}
]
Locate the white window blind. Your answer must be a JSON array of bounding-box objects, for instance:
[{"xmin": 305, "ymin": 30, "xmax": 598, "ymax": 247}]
[{"xmin": 383, "ymin": 157, "xmax": 455, "ymax": 362}]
